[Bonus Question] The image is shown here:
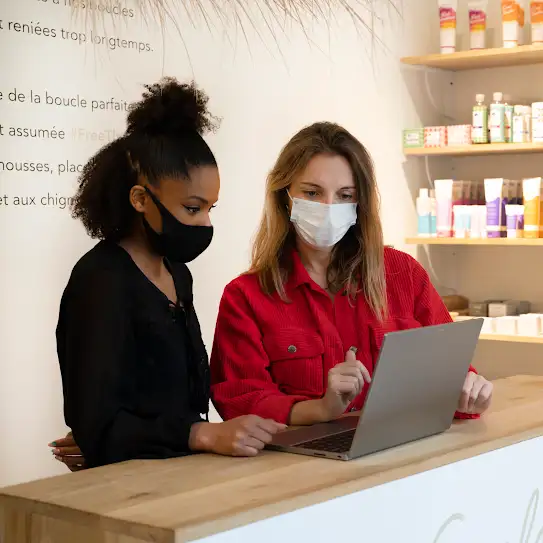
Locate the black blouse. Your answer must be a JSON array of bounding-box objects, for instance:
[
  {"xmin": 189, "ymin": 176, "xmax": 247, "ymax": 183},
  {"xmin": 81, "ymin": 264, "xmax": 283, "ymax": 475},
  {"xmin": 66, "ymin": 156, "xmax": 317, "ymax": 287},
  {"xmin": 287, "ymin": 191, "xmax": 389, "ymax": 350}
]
[{"xmin": 56, "ymin": 241, "xmax": 210, "ymax": 468}]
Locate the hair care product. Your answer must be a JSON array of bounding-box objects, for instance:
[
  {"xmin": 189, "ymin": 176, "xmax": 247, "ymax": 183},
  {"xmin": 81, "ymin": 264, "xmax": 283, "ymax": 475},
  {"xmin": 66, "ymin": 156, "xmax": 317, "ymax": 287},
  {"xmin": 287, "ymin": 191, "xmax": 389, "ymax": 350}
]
[
  {"xmin": 532, "ymin": 102, "xmax": 543, "ymax": 142},
  {"xmin": 469, "ymin": 0, "xmax": 488, "ymax": 49},
  {"xmin": 532, "ymin": 0, "xmax": 543, "ymax": 44},
  {"xmin": 424, "ymin": 126, "xmax": 448, "ymax": 147},
  {"xmin": 435, "ymin": 179, "xmax": 454, "ymax": 237},
  {"xmin": 505, "ymin": 204, "xmax": 525, "ymax": 237},
  {"xmin": 524, "ymin": 105, "xmax": 532, "ymax": 141},
  {"xmin": 472, "ymin": 94, "xmax": 489, "ymax": 144},
  {"xmin": 453, "ymin": 205, "xmax": 471, "ymax": 238},
  {"xmin": 485, "ymin": 178, "xmax": 508, "ymax": 238},
  {"xmin": 447, "ymin": 124, "xmax": 473, "ymax": 146},
  {"xmin": 512, "ymin": 104, "xmax": 532, "ymax": 143},
  {"xmin": 403, "ymin": 128, "xmax": 424, "ymax": 149},
  {"xmin": 430, "ymin": 189, "xmax": 437, "ymax": 237},
  {"xmin": 416, "ymin": 189, "xmax": 432, "ymax": 237},
  {"xmin": 502, "ymin": 0, "xmax": 521, "ymax": 47},
  {"xmin": 439, "ymin": 0, "xmax": 458, "ymax": 53},
  {"xmin": 523, "ymin": 177, "xmax": 543, "ymax": 238},
  {"xmin": 504, "ymin": 95, "xmax": 514, "ymax": 142},
  {"xmin": 490, "ymin": 92, "xmax": 506, "ymax": 143},
  {"xmin": 470, "ymin": 205, "xmax": 487, "ymax": 238}
]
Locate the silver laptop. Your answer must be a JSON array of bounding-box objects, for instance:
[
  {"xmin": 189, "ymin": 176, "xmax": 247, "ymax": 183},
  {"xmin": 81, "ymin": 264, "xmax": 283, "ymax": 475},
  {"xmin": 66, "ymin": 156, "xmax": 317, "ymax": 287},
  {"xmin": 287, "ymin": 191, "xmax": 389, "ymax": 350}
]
[{"xmin": 268, "ymin": 318, "xmax": 483, "ymax": 461}]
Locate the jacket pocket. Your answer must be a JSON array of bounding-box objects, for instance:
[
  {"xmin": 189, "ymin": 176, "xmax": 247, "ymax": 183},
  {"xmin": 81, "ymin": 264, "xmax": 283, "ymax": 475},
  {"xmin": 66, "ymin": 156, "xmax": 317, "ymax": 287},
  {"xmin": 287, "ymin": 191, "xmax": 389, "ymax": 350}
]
[{"xmin": 262, "ymin": 329, "xmax": 325, "ymax": 396}]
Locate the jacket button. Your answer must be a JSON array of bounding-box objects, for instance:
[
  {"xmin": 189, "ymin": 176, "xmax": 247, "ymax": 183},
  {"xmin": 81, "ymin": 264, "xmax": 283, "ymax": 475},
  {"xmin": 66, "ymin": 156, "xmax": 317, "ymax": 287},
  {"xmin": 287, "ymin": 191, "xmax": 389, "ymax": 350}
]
[{"xmin": 287, "ymin": 345, "xmax": 297, "ymax": 353}]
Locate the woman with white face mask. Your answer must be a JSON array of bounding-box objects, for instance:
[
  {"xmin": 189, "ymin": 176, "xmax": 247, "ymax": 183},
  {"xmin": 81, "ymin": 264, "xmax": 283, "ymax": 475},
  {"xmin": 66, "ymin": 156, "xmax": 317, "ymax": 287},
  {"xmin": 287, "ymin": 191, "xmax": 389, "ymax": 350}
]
[{"xmin": 210, "ymin": 122, "xmax": 493, "ymax": 426}]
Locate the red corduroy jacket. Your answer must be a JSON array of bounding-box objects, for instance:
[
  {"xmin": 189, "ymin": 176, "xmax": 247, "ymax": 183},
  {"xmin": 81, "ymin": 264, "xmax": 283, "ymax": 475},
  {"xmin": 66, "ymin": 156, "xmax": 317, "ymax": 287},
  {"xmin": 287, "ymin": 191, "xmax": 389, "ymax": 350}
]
[{"xmin": 210, "ymin": 247, "xmax": 477, "ymax": 424}]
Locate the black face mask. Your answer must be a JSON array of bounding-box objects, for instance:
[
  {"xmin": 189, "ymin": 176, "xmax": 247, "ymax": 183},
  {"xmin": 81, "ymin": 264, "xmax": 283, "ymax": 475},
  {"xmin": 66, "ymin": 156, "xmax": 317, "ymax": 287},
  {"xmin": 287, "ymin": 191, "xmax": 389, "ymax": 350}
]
[{"xmin": 143, "ymin": 187, "xmax": 213, "ymax": 264}]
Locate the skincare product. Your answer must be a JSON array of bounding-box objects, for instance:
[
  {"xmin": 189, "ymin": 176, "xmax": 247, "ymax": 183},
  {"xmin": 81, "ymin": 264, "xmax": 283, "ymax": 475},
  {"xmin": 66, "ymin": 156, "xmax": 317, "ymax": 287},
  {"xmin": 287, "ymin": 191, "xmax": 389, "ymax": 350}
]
[
  {"xmin": 504, "ymin": 95, "xmax": 514, "ymax": 142},
  {"xmin": 505, "ymin": 204, "xmax": 525, "ymax": 237},
  {"xmin": 532, "ymin": 102, "xmax": 543, "ymax": 143},
  {"xmin": 417, "ymin": 189, "xmax": 432, "ymax": 237},
  {"xmin": 403, "ymin": 129, "xmax": 424, "ymax": 149},
  {"xmin": 472, "ymin": 94, "xmax": 489, "ymax": 144},
  {"xmin": 424, "ymin": 126, "xmax": 448, "ymax": 147},
  {"xmin": 512, "ymin": 105, "xmax": 532, "ymax": 142},
  {"xmin": 453, "ymin": 205, "xmax": 471, "ymax": 238},
  {"xmin": 470, "ymin": 205, "xmax": 487, "ymax": 238},
  {"xmin": 523, "ymin": 177, "xmax": 542, "ymax": 238},
  {"xmin": 524, "ymin": 106, "xmax": 532, "ymax": 141},
  {"xmin": 435, "ymin": 179, "xmax": 454, "ymax": 237},
  {"xmin": 430, "ymin": 189, "xmax": 437, "ymax": 237},
  {"xmin": 447, "ymin": 124, "xmax": 473, "ymax": 146},
  {"xmin": 502, "ymin": 0, "xmax": 521, "ymax": 47},
  {"xmin": 532, "ymin": 0, "xmax": 543, "ymax": 44},
  {"xmin": 485, "ymin": 178, "xmax": 508, "ymax": 238},
  {"xmin": 439, "ymin": 0, "xmax": 458, "ymax": 53},
  {"xmin": 469, "ymin": 0, "xmax": 488, "ymax": 49},
  {"xmin": 512, "ymin": 105, "xmax": 525, "ymax": 143},
  {"xmin": 490, "ymin": 92, "xmax": 506, "ymax": 143}
]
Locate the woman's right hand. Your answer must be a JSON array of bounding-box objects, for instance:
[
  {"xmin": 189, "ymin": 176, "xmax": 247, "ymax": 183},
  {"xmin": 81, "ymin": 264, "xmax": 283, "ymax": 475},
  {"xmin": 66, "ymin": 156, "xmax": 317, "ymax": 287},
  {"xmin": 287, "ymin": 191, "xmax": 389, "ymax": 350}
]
[
  {"xmin": 190, "ymin": 416, "xmax": 286, "ymax": 457},
  {"xmin": 320, "ymin": 349, "xmax": 372, "ymax": 420}
]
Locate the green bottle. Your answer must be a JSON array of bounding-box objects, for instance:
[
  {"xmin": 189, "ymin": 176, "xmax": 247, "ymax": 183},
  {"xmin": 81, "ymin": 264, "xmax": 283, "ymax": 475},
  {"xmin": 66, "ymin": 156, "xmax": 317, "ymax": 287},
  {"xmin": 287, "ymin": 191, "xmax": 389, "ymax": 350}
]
[{"xmin": 472, "ymin": 94, "xmax": 488, "ymax": 144}]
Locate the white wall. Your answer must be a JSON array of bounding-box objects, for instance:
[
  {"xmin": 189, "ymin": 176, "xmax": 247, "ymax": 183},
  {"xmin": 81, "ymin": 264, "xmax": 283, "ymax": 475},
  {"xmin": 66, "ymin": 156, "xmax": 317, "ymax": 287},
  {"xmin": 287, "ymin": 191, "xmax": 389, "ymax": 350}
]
[{"xmin": 0, "ymin": 0, "xmax": 442, "ymax": 486}]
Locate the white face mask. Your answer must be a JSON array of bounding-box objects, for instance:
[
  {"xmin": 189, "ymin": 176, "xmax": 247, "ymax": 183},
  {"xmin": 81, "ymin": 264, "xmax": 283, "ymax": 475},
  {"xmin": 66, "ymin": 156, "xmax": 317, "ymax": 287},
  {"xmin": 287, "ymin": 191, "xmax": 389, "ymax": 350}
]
[{"xmin": 289, "ymin": 196, "xmax": 357, "ymax": 248}]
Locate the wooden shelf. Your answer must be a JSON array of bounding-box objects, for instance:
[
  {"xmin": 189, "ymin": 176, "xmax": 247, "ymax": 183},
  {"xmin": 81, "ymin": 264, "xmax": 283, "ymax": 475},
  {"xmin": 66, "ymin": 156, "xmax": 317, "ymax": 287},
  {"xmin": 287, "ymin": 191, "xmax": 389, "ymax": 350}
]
[
  {"xmin": 401, "ymin": 45, "xmax": 543, "ymax": 71},
  {"xmin": 480, "ymin": 334, "xmax": 543, "ymax": 344},
  {"xmin": 405, "ymin": 237, "xmax": 543, "ymax": 246},
  {"xmin": 404, "ymin": 142, "xmax": 543, "ymax": 157}
]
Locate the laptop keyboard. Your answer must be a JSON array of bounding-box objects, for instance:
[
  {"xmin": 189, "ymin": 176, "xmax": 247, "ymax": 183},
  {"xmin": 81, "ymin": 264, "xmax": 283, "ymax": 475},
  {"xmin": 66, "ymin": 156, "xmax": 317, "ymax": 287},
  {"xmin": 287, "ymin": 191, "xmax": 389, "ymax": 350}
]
[{"xmin": 298, "ymin": 429, "xmax": 356, "ymax": 453}]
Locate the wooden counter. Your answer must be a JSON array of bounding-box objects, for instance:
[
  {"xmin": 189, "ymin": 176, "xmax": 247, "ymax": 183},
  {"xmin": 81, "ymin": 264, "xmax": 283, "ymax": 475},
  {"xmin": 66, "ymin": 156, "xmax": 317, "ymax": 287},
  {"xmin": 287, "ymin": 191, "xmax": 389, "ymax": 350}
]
[{"xmin": 2, "ymin": 375, "xmax": 543, "ymax": 543}]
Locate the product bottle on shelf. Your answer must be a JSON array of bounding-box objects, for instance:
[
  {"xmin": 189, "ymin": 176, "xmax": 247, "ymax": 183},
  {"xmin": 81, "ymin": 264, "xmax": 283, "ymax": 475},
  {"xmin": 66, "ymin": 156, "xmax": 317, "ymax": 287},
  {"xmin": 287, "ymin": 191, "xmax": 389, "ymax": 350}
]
[
  {"xmin": 532, "ymin": 102, "xmax": 543, "ymax": 143},
  {"xmin": 513, "ymin": 105, "xmax": 527, "ymax": 143},
  {"xmin": 490, "ymin": 92, "xmax": 506, "ymax": 144},
  {"xmin": 429, "ymin": 189, "xmax": 437, "ymax": 237},
  {"xmin": 525, "ymin": 105, "xmax": 533, "ymax": 142},
  {"xmin": 504, "ymin": 95, "xmax": 514, "ymax": 143},
  {"xmin": 472, "ymin": 94, "xmax": 489, "ymax": 144},
  {"xmin": 416, "ymin": 188, "xmax": 432, "ymax": 237}
]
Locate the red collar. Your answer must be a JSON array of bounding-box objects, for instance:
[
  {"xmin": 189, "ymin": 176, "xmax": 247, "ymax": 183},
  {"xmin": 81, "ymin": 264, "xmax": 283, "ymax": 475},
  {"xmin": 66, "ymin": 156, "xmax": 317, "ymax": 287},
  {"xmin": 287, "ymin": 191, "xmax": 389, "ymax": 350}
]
[
  {"xmin": 287, "ymin": 249, "xmax": 313, "ymax": 290},
  {"xmin": 287, "ymin": 249, "xmax": 359, "ymax": 297}
]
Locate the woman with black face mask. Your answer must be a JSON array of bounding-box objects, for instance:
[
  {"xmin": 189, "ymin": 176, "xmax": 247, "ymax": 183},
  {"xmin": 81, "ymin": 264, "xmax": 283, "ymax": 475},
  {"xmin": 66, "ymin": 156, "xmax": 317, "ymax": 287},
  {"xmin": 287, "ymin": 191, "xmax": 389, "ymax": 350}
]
[{"xmin": 53, "ymin": 78, "xmax": 284, "ymax": 469}]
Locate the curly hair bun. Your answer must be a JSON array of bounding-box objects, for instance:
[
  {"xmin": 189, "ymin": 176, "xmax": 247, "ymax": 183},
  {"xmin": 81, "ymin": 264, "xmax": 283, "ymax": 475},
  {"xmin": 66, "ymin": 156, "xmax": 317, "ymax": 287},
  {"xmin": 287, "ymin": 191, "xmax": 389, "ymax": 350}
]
[{"xmin": 126, "ymin": 78, "xmax": 219, "ymax": 137}]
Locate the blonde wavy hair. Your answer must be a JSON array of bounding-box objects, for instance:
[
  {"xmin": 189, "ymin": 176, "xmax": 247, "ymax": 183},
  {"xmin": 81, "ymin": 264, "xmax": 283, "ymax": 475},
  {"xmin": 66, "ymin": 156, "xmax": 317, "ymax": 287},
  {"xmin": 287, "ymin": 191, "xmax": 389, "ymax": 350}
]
[{"xmin": 250, "ymin": 122, "xmax": 387, "ymax": 319}]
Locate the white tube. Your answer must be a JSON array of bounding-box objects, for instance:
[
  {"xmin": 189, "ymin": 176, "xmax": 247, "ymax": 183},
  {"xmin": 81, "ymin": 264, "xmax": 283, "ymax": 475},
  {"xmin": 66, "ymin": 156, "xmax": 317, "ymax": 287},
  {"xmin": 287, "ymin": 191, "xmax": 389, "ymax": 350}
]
[
  {"xmin": 468, "ymin": 0, "xmax": 488, "ymax": 49},
  {"xmin": 439, "ymin": 0, "xmax": 458, "ymax": 54},
  {"xmin": 532, "ymin": 0, "xmax": 543, "ymax": 44},
  {"xmin": 435, "ymin": 179, "xmax": 454, "ymax": 237},
  {"xmin": 502, "ymin": 1, "xmax": 521, "ymax": 48}
]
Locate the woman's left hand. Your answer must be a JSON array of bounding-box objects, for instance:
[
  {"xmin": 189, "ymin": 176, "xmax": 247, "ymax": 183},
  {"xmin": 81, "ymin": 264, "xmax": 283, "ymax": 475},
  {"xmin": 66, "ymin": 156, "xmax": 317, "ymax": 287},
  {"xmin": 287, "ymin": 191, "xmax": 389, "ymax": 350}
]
[
  {"xmin": 458, "ymin": 372, "xmax": 493, "ymax": 415},
  {"xmin": 49, "ymin": 432, "xmax": 86, "ymax": 471}
]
